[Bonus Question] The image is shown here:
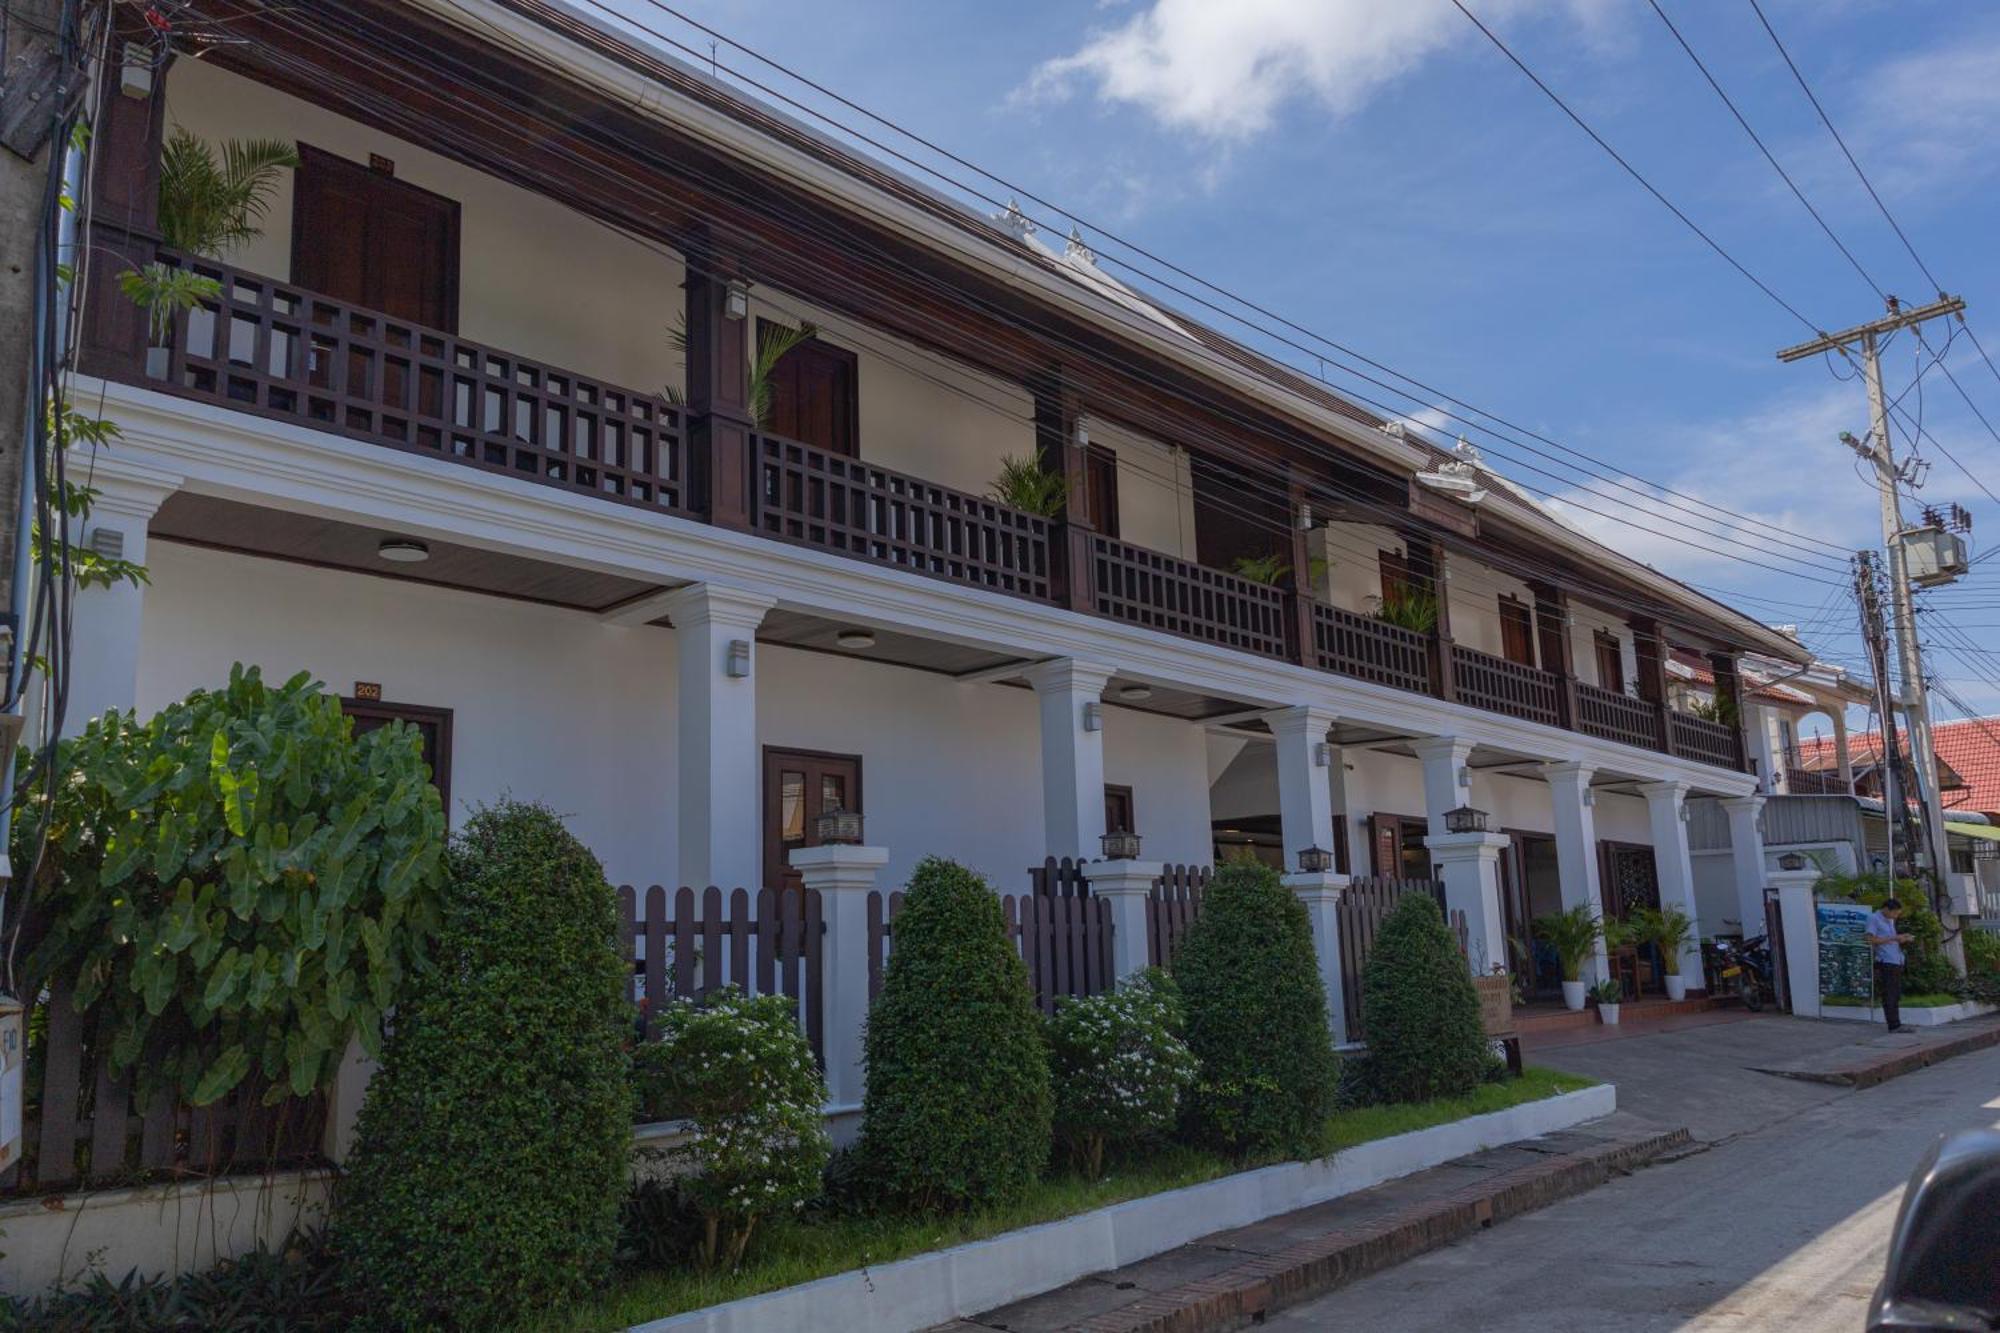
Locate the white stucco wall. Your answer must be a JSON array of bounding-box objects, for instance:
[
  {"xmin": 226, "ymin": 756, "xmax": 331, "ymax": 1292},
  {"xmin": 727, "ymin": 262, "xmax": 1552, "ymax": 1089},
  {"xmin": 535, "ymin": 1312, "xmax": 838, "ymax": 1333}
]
[
  {"xmin": 1314, "ymin": 523, "xmax": 1402, "ymax": 614},
  {"xmin": 1445, "ymin": 557, "xmax": 1535, "ymax": 661},
  {"xmin": 1569, "ymin": 599, "xmax": 1636, "ymax": 690},
  {"xmin": 1088, "ymin": 417, "xmax": 1197, "ymax": 560},
  {"xmin": 135, "ymin": 543, "xmax": 1212, "ymax": 891}
]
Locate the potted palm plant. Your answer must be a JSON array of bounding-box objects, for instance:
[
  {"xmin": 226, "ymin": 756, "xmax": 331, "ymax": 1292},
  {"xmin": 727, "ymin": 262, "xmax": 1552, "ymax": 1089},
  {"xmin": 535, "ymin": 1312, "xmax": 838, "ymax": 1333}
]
[
  {"xmin": 1532, "ymin": 902, "xmax": 1603, "ymax": 1011},
  {"xmin": 1630, "ymin": 905, "xmax": 1696, "ymax": 1001},
  {"xmin": 1593, "ymin": 976, "xmax": 1625, "ymax": 1025}
]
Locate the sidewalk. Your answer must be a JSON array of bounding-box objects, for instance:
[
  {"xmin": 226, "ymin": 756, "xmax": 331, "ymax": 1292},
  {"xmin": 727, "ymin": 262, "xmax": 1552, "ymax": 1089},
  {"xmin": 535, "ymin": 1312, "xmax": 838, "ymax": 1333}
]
[{"xmin": 935, "ymin": 1117, "xmax": 1684, "ymax": 1333}]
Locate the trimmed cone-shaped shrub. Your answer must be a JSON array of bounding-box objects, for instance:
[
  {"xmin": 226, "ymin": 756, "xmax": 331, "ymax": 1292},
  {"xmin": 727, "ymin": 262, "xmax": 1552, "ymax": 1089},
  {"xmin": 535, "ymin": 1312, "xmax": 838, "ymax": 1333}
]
[
  {"xmin": 858, "ymin": 856, "xmax": 1052, "ymax": 1211},
  {"xmin": 336, "ymin": 801, "xmax": 632, "ymax": 1330},
  {"xmin": 1360, "ymin": 892, "xmax": 1488, "ymax": 1104},
  {"xmin": 1174, "ymin": 861, "xmax": 1336, "ymax": 1158}
]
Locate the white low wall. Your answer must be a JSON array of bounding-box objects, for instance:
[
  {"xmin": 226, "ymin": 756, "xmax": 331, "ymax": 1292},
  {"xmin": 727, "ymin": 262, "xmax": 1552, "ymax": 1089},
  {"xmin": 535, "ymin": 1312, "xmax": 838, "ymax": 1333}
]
[
  {"xmin": 0, "ymin": 1170, "xmax": 333, "ymax": 1296},
  {"xmin": 635, "ymin": 1083, "xmax": 1617, "ymax": 1333},
  {"xmin": 1819, "ymin": 999, "xmax": 1998, "ymax": 1028}
]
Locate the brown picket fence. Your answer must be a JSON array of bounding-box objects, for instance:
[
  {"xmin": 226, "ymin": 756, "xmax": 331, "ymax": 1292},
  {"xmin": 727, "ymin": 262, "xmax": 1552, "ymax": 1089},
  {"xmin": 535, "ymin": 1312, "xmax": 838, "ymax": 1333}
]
[
  {"xmin": 1145, "ymin": 864, "xmax": 1211, "ymax": 967},
  {"xmin": 1337, "ymin": 876, "xmax": 1468, "ymax": 1041},
  {"xmin": 1, "ymin": 977, "xmax": 326, "ymax": 1198},
  {"xmin": 867, "ymin": 888, "xmax": 1112, "ymax": 1013},
  {"xmin": 618, "ymin": 884, "xmax": 824, "ymax": 1060}
]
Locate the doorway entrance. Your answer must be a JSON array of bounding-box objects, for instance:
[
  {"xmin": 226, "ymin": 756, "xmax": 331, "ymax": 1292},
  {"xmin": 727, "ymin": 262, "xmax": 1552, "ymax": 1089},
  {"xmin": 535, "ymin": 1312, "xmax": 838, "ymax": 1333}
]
[
  {"xmin": 1500, "ymin": 831, "xmax": 1563, "ymax": 997},
  {"xmin": 762, "ymin": 747, "xmax": 862, "ymax": 894}
]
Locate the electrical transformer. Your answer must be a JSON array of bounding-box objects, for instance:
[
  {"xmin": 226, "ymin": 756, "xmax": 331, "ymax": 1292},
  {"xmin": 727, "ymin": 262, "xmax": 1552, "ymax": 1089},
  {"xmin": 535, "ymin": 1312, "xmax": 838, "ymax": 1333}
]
[{"xmin": 1901, "ymin": 525, "xmax": 1969, "ymax": 588}]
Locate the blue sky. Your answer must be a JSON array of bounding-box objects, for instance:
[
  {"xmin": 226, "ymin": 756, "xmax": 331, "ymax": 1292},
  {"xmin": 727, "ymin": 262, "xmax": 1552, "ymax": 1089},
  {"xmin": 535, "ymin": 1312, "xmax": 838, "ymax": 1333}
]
[{"xmin": 606, "ymin": 0, "xmax": 2000, "ymax": 722}]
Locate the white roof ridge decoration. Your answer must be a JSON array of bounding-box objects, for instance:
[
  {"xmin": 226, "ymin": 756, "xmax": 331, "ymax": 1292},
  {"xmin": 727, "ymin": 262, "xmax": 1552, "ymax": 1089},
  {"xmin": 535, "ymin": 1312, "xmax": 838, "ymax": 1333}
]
[
  {"xmin": 1065, "ymin": 224, "xmax": 1097, "ymax": 266},
  {"xmin": 994, "ymin": 198, "xmax": 1036, "ymax": 242}
]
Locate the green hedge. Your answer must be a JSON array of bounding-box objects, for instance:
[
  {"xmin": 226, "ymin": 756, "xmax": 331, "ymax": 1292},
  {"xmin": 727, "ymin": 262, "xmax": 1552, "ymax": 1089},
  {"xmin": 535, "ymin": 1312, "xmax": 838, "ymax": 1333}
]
[
  {"xmin": 1358, "ymin": 893, "xmax": 1489, "ymax": 1104},
  {"xmin": 336, "ymin": 801, "xmax": 632, "ymax": 1330},
  {"xmin": 857, "ymin": 856, "xmax": 1051, "ymax": 1211},
  {"xmin": 1173, "ymin": 861, "xmax": 1336, "ymax": 1157}
]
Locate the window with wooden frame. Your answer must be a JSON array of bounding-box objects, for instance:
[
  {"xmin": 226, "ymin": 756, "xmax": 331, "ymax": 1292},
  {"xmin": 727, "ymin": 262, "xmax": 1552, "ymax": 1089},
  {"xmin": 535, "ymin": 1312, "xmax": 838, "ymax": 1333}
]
[
  {"xmin": 759, "ymin": 321, "xmax": 859, "ymax": 457},
  {"xmin": 1085, "ymin": 444, "xmax": 1120, "ymax": 538},
  {"xmin": 1104, "ymin": 784, "xmax": 1135, "ymax": 835},
  {"xmin": 342, "ymin": 698, "xmax": 453, "ymax": 822},
  {"xmin": 1379, "ymin": 548, "xmax": 1414, "ymax": 605},
  {"xmin": 1499, "ymin": 596, "xmax": 1536, "ymax": 667},
  {"xmin": 763, "ymin": 748, "xmax": 862, "ymax": 893},
  {"xmin": 1593, "ymin": 631, "xmax": 1626, "ymax": 693},
  {"xmin": 293, "ymin": 145, "xmax": 461, "ymax": 331}
]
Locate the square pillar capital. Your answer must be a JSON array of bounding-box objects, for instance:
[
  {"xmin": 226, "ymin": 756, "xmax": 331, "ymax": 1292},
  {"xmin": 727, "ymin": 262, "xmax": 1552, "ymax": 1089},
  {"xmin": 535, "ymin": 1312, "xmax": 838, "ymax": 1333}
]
[
  {"xmin": 1023, "ymin": 658, "xmax": 1117, "ymax": 697},
  {"xmin": 1542, "ymin": 760, "xmax": 1596, "ymax": 794},
  {"xmin": 1637, "ymin": 779, "xmax": 1693, "ymax": 810},
  {"xmin": 659, "ymin": 582, "xmax": 777, "ymax": 634},
  {"xmin": 788, "ymin": 844, "xmax": 890, "ymax": 894},
  {"xmin": 1083, "ymin": 859, "xmax": 1165, "ymax": 900},
  {"xmin": 1282, "ymin": 870, "xmax": 1350, "ymax": 905},
  {"xmin": 1264, "ymin": 704, "xmax": 1340, "ymax": 743},
  {"xmin": 1720, "ymin": 794, "xmax": 1767, "ymax": 819},
  {"xmin": 1423, "ymin": 830, "xmax": 1512, "ymax": 864},
  {"xmin": 1410, "ymin": 735, "xmax": 1476, "ymax": 767}
]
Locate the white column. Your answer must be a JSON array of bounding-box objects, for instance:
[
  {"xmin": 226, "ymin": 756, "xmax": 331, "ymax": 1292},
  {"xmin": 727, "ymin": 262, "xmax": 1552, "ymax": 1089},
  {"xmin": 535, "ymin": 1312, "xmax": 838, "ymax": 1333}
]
[
  {"xmin": 1832, "ymin": 709, "xmax": 1854, "ymax": 793},
  {"xmin": 1267, "ymin": 705, "xmax": 1338, "ymax": 870},
  {"xmin": 1639, "ymin": 781, "xmax": 1705, "ymax": 981},
  {"xmin": 1085, "ymin": 858, "xmax": 1165, "ymax": 981},
  {"xmin": 1024, "ymin": 659, "xmax": 1115, "ymax": 861},
  {"xmin": 663, "ymin": 583, "xmax": 774, "ymax": 892},
  {"xmin": 1424, "ymin": 832, "xmax": 1510, "ymax": 976},
  {"xmin": 64, "ymin": 463, "xmax": 180, "ymax": 734},
  {"xmin": 1544, "ymin": 761, "xmax": 1610, "ymax": 982},
  {"xmin": 1770, "ymin": 866, "xmax": 1822, "ymax": 1018},
  {"xmin": 1411, "ymin": 735, "xmax": 1474, "ymax": 837},
  {"xmin": 789, "ymin": 843, "xmax": 888, "ymax": 1116},
  {"xmin": 1746, "ymin": 704, "xmax": 1780, "ymax": 794},
  {"xmin": 1283, "ymin": 870, "xmax": 1352, "ymax": 1044},
  {"xmin": 1721, "ymin": 795, "xmax": 1770, "ymax": 940}
]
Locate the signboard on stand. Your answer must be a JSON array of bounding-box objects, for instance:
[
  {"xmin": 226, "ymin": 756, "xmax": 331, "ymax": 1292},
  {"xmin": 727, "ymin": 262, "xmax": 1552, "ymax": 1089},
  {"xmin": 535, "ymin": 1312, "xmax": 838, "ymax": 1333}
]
[{"xmin": 1816, "ymin": 898, "xmax": 1874, "ymax": 1003}]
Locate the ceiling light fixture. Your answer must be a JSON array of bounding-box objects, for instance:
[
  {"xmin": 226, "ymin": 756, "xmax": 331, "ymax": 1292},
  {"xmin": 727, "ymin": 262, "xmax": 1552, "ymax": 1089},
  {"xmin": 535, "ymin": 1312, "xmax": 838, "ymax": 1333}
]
[
  {"xmin": 1117, "ymin": 684, "xmax": 1154, "ymax": 702},
  {"xmin": 377, "ymin": 538, "xmax": 430, "ymax": 564},
  {"xmin": 836, "ymin": 630, "xmax": 877, "ymax": 650}
]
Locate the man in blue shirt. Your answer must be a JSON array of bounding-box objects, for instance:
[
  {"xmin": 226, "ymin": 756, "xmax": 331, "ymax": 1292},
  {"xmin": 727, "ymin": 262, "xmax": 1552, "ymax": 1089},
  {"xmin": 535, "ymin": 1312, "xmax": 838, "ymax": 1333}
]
[{"xmin": 1865, "ymin": 898, "xmax": 1915, "ymax": 1033}]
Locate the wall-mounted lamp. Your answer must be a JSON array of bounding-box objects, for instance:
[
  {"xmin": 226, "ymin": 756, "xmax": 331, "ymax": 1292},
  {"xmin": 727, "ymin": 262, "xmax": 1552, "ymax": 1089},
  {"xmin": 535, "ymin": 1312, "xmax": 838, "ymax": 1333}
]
[
  {"xmin": 1457, "ymin": 765, "xmax": 1472, "ymax": 790},
  {"xmin": 120, "ymin": 42, "xmax": 154, "ymax": 98},
  {"xmin": 1297, "ymin": 502, "xmax": 1315, "ymax": 531},
  {"xmin": 1297, "ymin": 845, "xmax": 1335, "ymax": 874},
  {"xmin": 1776, "ymin": 851, "xmax": 1808, "ymax": 872},
  {"xmin": 726, "ymin": 639, "xmax": 752, "ymax": 678},
  {"xmin": 1680, "ymin": 804, "xmax": 1693, "ymax": 824},
  {"xmin": 1314, "ymin": 741, "xmax": 1332, "ymax": 768},
  {"xmin": 724, "ymin": 279, "xmax": 751, "ymax": 321},
  {"xmin": 1082, "ymin": 701, "xmax": 1103, "ymax": 732},
  {"xmin": 1582, "ymin": 787, "xmax": 1597, "ymax": 807},
  {"xmin": 1074, "ymin": 415, "xmax": 1091, "ymax": 448}
]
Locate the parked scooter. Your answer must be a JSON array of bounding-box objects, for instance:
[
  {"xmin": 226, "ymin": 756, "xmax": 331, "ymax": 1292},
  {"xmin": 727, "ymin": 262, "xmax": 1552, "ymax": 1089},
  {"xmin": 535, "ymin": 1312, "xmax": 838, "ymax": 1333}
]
[{"xmin": 1711, "ymin": 934, "xmax": 1775, "ymax": 1011}]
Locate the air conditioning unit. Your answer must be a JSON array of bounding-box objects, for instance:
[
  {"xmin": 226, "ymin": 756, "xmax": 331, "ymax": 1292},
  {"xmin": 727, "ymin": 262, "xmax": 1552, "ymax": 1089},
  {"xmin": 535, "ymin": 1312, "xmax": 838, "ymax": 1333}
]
[{"xmin": 1901, "ymin": 525, "xmax": 1969, "ymax": 588}]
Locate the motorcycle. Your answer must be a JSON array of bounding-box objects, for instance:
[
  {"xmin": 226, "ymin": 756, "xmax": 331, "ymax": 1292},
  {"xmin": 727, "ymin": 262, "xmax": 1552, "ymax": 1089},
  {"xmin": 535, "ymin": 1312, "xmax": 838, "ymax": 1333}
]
[{"xmin": 1711, "ymin": 934, "xmax": 1775, "ymax": 1011}]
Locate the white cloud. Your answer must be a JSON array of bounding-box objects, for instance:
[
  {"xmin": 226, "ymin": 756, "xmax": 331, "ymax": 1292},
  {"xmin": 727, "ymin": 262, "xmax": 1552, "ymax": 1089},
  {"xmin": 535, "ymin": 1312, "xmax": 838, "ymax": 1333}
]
[
  {"xmin": 1019, "ymin": 0, "xmax": 1610, "ymax": 141},
  {"xmin": 1853, "ymin": 30, "xmax": 2000, "ymax": 197}
]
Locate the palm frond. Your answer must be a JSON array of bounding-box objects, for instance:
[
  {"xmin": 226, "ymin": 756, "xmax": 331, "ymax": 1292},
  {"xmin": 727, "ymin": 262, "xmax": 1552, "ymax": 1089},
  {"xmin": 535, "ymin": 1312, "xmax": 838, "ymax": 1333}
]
[
  {"xmin": 750, "ymin": 320, "xmax": 816, "ymax": 427},
  {"xmin": 157, "ymin": 129, "xmax": 298, "ymax": 258},
  {"xmin": 987, "ymin": 454, "xmax": 1067, "ymax": 517},
  {"xmin": 1230, "ymin": 553, "xmax": 1291, "ymax": 586}
]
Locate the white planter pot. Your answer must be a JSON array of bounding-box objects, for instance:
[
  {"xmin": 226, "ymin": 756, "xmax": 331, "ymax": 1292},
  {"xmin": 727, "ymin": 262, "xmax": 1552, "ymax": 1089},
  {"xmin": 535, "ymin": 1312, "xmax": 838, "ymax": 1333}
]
[
  {"xmin": 1664, "ymin": 974, "xmax": 1687, "ymax": 1002},
  {"xmin": 1561, "ymin": 979, "xmax": 1586, "ymax": 1011},
  {"xmin": 1598, "ymin": 1003, "xmax": 1621, "ymax": 1026},
  {"xmin": 144, "ymin": 346, "xmax": 172, "ymax": 380}
]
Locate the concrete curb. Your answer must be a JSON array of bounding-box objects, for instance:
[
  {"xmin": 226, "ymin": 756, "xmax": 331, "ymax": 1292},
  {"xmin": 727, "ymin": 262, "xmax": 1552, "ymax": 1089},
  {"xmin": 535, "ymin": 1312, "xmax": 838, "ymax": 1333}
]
[
  {"xmin": 630, "ymin": 1085, "xmax": 1616, "ymax": 1333},
  {"xmin": 1760, "ymin": 1020, "xmax": 2000, "ymax": 1089},
  {"xmin": 1069, "ymin": 1125, "xmax": 1691, "ymax": 1333}
]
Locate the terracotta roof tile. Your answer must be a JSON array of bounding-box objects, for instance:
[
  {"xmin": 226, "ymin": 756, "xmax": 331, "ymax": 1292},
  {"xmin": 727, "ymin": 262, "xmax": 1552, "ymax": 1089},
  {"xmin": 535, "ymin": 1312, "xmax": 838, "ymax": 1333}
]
[{"xmin": 1797, "ymin": 716, "xmax": 2000, "ymax": 814}]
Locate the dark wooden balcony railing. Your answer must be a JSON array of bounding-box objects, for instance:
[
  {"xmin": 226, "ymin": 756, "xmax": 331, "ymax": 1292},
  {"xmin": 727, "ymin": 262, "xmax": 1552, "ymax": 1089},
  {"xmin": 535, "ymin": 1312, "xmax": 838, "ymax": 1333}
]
[
  {"xmin": 1088, "ymin": 535, "xmax": 1291, "ymax": 659},
  {"xmin": 1450, "ymin": 644, "xmax": 1563, "ymax": 729},
  {"xmin": 755, "ymin": 432, "xmax": 1054, "ymax": 604},
  {"xmin": 1575, "ymin": 682, "xmax": 1660, "ymax": 751},
  {"xmin": 139, "ymin": 247, "xmax": 691, "ymax": 515},
  {"xmin": 1312, "ymin": 603, "xmax": 1432, "ymax": 695},
  {"xmin": 93, "ymin": 247, "xmax": 1763, "ymax": 775},
  {"xmin": 1783, "ymin": 767, "xmax": 1849, "ymax": 795},
  {"xmin": 1670, "ymin": 710, "xmax": 1744, "ymax": 771}
]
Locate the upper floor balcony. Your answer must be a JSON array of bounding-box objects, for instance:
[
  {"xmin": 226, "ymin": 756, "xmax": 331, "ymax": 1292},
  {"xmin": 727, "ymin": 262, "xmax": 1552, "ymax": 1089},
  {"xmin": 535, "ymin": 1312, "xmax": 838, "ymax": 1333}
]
[{"xmin": 78, "ymin": 48, "xmax": 1751, "ymax": 776}]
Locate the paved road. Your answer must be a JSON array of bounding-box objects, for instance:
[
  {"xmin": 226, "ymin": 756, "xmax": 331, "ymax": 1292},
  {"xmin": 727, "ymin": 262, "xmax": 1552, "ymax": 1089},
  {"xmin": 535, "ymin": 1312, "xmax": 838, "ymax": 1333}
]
[{"xmin": 1270, "ymin": 1020, "xmax": 2000, "ymax": 1332}]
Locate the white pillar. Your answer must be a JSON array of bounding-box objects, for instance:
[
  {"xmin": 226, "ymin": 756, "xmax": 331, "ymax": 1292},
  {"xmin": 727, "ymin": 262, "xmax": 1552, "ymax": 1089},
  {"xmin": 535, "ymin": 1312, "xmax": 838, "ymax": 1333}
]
[
  {"xmin": 1746, "ymin": 704, "xmax": 1780, "ymax": 794},
  {"xmin": 1721, "ymin": 795, "xmax": 1770, "ymax": 940},
  {"xmin": 789, "ymin": 843, "xmax": 888, "ymax": 1115},
  {"xmin": 1411, "ymin": 735, "xmax": 1474, "ymax": 837},
  {"xmin": 1770, "ymin": 866, "xmax": 1822, "ymax": 1018},
  {"xmin": 1283, "ymin": 870, "xmax": 1352, "ymax": 1044},
  {"xmin": 64, "ymin": 463, "xmax": 179, "ymax": 735},
  {"xmin": 663, "ymin": 583, "xmax": 774, "ymax": 892},
  {"xmin": 1832, "ymin": 709, "xmax": 1854, "ymax": 793},
  {"xmin": 1085, "ymin": 858, "xmax": 1165, "ymax": 981},
  {"xmin": 1639, "ymin": 781, "xmax": 1705, "ymax": 981},
  {"xmin": 1544, "ymin": 761, "xmax": 1610, "ymax": 981},
  {"xmin": 1024, "ymin": 659, "xmax": 1115, "ymax": 861},
  {"xmin": 1267, "ymin": 705, "xmax": 1338, "ymax": 870},
  {"xmin": 1424, "ymin": 831, "xmax": 1510, "ymax": 977}
]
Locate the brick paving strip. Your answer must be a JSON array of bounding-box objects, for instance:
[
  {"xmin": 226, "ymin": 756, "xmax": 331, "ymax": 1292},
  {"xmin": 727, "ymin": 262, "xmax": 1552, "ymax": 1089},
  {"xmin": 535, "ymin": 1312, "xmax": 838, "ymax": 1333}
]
[
  {"xmin": 934, "ymin": 1121, "xmax": 1688, "ymax": 1333},
  {"xmin": 1751, "ymin": 1014, "xmax": 2000, "ymax": 1090}
]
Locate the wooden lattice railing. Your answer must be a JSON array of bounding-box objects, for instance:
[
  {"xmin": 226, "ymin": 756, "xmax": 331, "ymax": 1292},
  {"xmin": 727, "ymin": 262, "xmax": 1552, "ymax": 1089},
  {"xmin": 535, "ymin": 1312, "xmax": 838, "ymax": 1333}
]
[
  {"xmin": 1450, "ymin": 644, "xmax": 1564, "ymax": 729},
  {"xmin": 1670, "ymin": 710, "xmax": 1745, "ymax": 772},
  {"xmin": 1313, "ymin": 603, "xmax": 1433, "ymax": 695},
  {"xmin": 1089, "ymin": 535, "xmax": 1291, "ymax": 659},
  {"xmin": 1576, "ymin": 682, "xmax": 1660, "ymax": 750}
]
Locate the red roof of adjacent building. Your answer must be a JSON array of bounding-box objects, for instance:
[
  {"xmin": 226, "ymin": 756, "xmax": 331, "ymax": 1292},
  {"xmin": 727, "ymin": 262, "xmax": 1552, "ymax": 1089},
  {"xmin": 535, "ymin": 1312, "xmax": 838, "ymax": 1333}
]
[{"xmin": 1797, "ymin": 716, "xmax": 2000, "ymax": 815}]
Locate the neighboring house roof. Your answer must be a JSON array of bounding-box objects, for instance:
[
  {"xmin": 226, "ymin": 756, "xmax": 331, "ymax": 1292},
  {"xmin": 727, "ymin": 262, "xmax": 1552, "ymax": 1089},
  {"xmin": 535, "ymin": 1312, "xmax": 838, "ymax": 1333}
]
[
  {"xmin": 1667, "ymin": 648, "xmax": 1835, "ymax": 707},
  {"xmin": 1796, "ymin": 718, "xmax": 2000, "ymax": 812}
]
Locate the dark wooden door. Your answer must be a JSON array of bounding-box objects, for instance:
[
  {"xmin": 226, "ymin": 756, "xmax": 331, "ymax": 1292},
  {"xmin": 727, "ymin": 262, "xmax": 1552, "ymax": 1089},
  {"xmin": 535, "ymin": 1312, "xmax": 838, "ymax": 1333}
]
[
  {"xmin": 292, "ymin": 146, "xmax": 460, "ymax": 330},
  {"xmin": 1369, "ymin": 813, "xmax": 1432, "ymax": 879},
  {"xmin": 342, "ymin": 698, "xmax": 453, "ymax": 822},
  {"xmin": 763, "ymin": 748, "xmax": 862, "ymax": 892},
  {"xmin": 763, "ymin": 324, "xmax": 858, "ymax": 456},
  {"xmin": 1085, "ymin": 444, "xmax": 1120, "ymax": 537},
  {"xmin": 1104, "ymin": 784, "xmax": 1135, "ymax": 835},
  {"xmin": 1499, "ymin": 597, "xmax": 1536, "ymax": 666},
  {"xmin": 1599, "ymin": 841, "xmax": 1661, "ymax": 918},
  {"xmin": 1594, "ymin": 633, "xmax": 1626, "ymax": 692}
]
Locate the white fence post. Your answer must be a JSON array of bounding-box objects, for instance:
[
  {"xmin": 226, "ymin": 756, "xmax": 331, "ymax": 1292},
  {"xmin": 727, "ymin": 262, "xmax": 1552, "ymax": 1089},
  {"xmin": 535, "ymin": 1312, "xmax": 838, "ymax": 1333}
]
[
  {"xmin": 1771, "ymin": 866, "xmax": 1822, "ymax": 1018},
  {"xmin": 1084, "ymin": 858, "xmax": 1165, "ymax": 981},
  {"xmin": 789, "ymin": 844, "xmax": 888, "ymax": 1120},
  {"xmin": 1284, "ymin": 871, "xmax": 1352, "ymax": 1045}
]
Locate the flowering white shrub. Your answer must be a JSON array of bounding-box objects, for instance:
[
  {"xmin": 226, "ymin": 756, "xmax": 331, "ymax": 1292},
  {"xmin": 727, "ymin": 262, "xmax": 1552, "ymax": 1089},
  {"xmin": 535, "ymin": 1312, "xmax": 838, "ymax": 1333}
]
[
  {"xmin": 636, "ymin": 987, "xmax": 830, "ymax": 1269},
  {"xmin": 1045, "ymin": 969, "xmax": 1199, "ymax": 1179}
]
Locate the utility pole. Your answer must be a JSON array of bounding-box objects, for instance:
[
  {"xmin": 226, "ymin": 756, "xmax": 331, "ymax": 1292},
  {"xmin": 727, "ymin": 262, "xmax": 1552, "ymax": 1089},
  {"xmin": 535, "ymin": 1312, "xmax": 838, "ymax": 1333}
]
[
  {"xmin": 1780, "ymin": 298, "xmax": 1963, "ymax": 959},
  {"xmin": 1853, "ymin": 551, "xmax": 1917, "ymax": 875}
]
